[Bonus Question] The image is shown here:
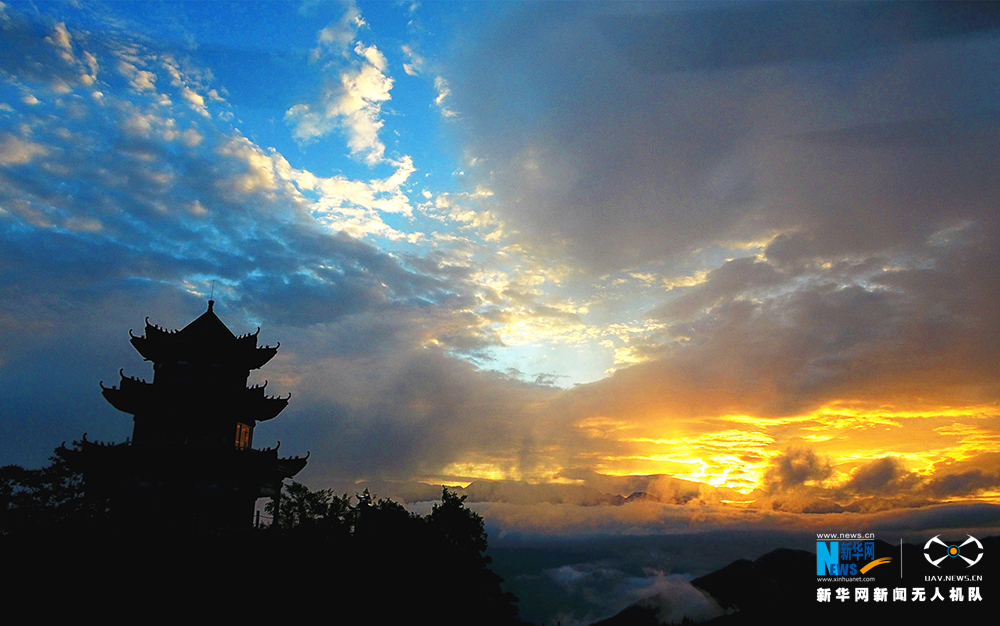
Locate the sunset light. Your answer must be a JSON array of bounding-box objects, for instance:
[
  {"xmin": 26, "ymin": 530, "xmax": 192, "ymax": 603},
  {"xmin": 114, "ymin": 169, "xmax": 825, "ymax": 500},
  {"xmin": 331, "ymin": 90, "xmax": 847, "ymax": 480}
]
[{"xmin": 2, "ymin": 2, "xmax": 999, "ymax": 623}]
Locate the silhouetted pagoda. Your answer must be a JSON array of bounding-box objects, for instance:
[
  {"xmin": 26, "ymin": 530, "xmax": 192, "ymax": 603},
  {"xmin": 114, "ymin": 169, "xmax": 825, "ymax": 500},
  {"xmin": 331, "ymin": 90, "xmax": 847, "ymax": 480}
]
[{"xmin": 83, "ymin": 300, "xmax": 307, "ymax": 529}]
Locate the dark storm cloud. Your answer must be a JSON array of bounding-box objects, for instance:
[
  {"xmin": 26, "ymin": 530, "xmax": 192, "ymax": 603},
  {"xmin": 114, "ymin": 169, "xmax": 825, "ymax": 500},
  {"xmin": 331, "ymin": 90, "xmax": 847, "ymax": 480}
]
[
  {"xmin": 600, "ymin": 2, "xmax": 1000, "ymax": 73},
  {"xmin": 451, "ymin": 4, "xmax": 758, "ymax": 270},
  {"xmin": 452, "ymin": 1, "xmax": 1000, "ymax": 272}
]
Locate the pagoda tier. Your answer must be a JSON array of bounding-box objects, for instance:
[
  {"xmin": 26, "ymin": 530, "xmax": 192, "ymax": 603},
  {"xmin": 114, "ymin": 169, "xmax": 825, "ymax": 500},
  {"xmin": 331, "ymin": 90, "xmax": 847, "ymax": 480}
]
[
  {"xmin": 80, "ymin": 437, "xmax": 308, "ymax": 528},
  {"xmin": 82, "ymin": 300, "xmax": 306, "ymax": 530},
  {"xmin": 100, "ymin": 374, "xmax": 290, "ymax": 423}
]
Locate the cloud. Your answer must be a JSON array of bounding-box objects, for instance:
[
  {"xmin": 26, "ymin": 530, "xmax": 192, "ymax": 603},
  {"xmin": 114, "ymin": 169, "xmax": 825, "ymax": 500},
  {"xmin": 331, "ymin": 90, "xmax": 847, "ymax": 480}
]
[
  {"xmin": 751, "ymin": 447, "xmax": 1000, "ymax": 512},
  {"xmin": 450, "ymin": 3, "xmax": 1000, "ymax": 275},
  {"xmin": 434, "ymin": 76, "xmax": 457, "ymax": 118},
  {"xmin": 600, "ymin": 2, "xmax": 1000, "ymax": 72},
  {"xmin": 45, "ymin": 21, "xmax": 98, "ymax": 87},
  {"xmin": 866, "ymin": 502, "xmax": 1000, "ymax": 533},
  {"xmin": 627, "ymin": 574, "xmax": 724, "ymax": 625},
  {"xmin": 547, "ymin": 221, "xmax": 1000, "ymax": 425},
  {"xmin": 0, "ymin": 133, "xmax": 49, "ymax": 165},
  {"xmin": 922, "ymin": 453, "xmax": 1000, "ymax": 498},
  {"xmin": 0, "ymin": 4, "xmax": 566, "ymax": 487},
  {"xmin": 311, "ymin": 0, "xmax": 365, "ymax": 59},
  {"xmin": 470, "ymin": 498, "xmax": 1000, "ymax": 542},
  {"xmin": 3, "ymin": 0, "xmax": 999, "ymax": 523},
  {"xmin": 287, "ymin": 4, "xmax": 394, "ymax": 165},
  {"xmin": 457, "ymin": 481, "xmax": 623, "ymax": 507},
  {"xmin": 401, "ymin": 44, "xmax": 424, "ymax": 76},
  {"xmin": 763, "ymin": 448, "xmax": 831, "ymax": 492},
  {"xmin": 283, "ymin": 348, "xmax": 552, "ymax": 483},
  {"xmin": 649, "ymin": 256, "xmax": 784, "ymax": 320},
  {"xmin": 1, "ymin": 15, "xmax": 98, "ymax": 91},
  {"xmin": 0, "ymin": 4, "xmax": 501, "ymax": 477},
  {"xmin": 924, "ymin": 470, "xmax": 1000, "ymax": 498},
  {"xmin": 117, "ymin": 59, "xmax": 157, "ymax": 92},
  {"xmin": 842, "ymin": 456, "xmax": 919, "ymax": 496}
]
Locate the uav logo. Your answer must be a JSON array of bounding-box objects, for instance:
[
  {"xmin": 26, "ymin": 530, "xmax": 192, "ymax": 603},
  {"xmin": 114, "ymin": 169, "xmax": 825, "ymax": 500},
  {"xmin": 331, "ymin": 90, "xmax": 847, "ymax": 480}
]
[
  {"xmin": 924, "ymin": 535, "xmax": 984, "ymax": 568},
  {"xmin": 817, "ymin": 541, "xmax": 889, "ymax": 576}
]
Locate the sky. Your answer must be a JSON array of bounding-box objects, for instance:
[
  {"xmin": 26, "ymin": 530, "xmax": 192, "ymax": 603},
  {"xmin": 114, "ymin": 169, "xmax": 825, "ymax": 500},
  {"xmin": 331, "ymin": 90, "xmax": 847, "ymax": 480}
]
[{"xmin": 3, "ymin": 0, "xmax": 1000, "ymax": 581}]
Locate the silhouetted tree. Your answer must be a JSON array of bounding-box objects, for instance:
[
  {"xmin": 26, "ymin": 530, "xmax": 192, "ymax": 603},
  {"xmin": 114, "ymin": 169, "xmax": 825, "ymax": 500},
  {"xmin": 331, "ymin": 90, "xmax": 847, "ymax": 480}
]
[
  {"xmin": 0, "ymin": 442, "xmax": 94, "ymax": 535},
  {"xmin": 430, "ymin": 487, "xmax": 488, "ymax": 558},
  {"xmin": 427, "ymin": 488, "xmax": 521, "ymax": 624},
  {"xmin": 266, "ymin": 480, "xmax": 353, "ymax": 539},
  {"xmin": 266, "ymin": 482, "xmax": 523, "ymax": 624},
  {"xmin": 3, "ymin": 448, "xmax": 526, "ymax": 624}
]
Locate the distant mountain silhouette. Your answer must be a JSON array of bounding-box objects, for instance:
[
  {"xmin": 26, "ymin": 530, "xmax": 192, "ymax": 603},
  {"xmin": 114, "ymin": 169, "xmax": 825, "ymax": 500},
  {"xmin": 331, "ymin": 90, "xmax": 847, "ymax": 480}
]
[{"xmin": 588, "ymin": 601, "xmax": 668, "ymax": 626}]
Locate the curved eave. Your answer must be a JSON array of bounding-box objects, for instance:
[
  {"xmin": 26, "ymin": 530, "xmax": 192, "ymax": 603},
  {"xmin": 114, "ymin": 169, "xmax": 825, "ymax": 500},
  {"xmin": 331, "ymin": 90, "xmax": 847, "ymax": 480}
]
[
  {"xmin": 247, "ymin": 346, "xmax": 278, "ymax": 370},
  {"xmin": 276, "ymin": 455, "xmax": 308, "ymax": 478},
  {"xmin": 76, "ymin": 439, "xmax": 131, "ymax": 477},
  {"xmin": 101, "ymin": 387, "xmax": 140, "ymax": 415},
  {"xmin": 245, "ymin": 382, "xmax": 268, "ymax": 400},
  {"xmin": 250, "ymin": 396, "xmax": 290, "ymax": 422},
  {"xmin": 145, "ymin": 320, "xmax": 179, "ymax": 339},
  {"xmin": 129, "ymin": 335, "xmax": 160, "ymax": 362},
  {"xmin": 100, "ymin": 374, "xmax": 152, "ymax": 414},
  {"xmin": 236, "ymin": 330, "xmax": 259, "ymax": 350}
]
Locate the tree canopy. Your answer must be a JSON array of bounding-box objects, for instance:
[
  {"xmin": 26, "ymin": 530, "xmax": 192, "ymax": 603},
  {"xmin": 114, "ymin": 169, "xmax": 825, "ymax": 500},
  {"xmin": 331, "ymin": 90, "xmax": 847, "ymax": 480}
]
[
  {"xmin": 267, "ymin": 481, "xmax": 522, "ymax": 624},
  {"xmin": 0, "ymin": 442, "xmax": 94, "ymax": 536},
  {"xmin": 2, "ymin": 449, "xmax": 524, "ymax": 624}
]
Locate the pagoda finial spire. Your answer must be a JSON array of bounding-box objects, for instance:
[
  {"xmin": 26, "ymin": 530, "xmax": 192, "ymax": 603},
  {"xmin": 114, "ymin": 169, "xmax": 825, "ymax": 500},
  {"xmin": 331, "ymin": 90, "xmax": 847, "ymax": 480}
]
[{"xmin": 207, "ymin": 299, "xmax": 215, "ymax": 312}]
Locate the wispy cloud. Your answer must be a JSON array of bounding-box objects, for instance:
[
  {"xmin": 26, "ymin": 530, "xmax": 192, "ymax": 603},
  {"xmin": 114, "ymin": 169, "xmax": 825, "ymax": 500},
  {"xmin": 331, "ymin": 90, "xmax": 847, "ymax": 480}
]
[
  {"xmin": 433, "ymin": 76, "xmax": 457, "ymax": 118},
  {"xmin": 401, "ymin": 44, "xmax": 424, "ymax": 76},
  {"xmin": 286, "ymin": 3, "xmax": 394, "ymax": 165}
]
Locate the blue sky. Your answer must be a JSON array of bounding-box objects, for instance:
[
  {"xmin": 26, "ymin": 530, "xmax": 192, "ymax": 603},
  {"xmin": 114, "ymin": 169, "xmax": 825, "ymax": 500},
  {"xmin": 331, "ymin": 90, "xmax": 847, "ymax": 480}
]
[{"xmin": 3, "ymin": 0, "xmax": 1000, "ymax": 558}]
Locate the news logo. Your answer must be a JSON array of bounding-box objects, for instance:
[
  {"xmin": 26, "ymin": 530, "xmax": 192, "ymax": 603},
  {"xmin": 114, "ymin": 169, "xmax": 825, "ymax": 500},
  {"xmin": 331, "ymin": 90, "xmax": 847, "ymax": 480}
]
[
  {"xmin": 924, "ymin": 535, "xmax": 983, "ymax": 569},
  {"xmin": 817, "ymin": 540, "xmax": 891, "ymax": 576}
]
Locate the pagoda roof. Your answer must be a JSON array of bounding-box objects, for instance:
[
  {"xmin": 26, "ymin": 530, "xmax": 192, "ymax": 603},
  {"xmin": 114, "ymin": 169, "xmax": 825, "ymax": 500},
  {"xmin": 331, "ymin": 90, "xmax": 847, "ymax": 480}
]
[
  {"xmin": 177, "ymin": 300, "xmax": 238, "ymax": 342},
  {"xmin": 100, "ymin": 373, "xmax": 289, "ymax": 422},
  {"xmin": 79, "ymin": 438, "xmax": 308, "ymax": 480},
  {"xmin": 144, "ymin": 300, "xmax": 244, "ymax": 344},
  {"xmin": 129, "ymin": 301, "xmax": 278, "ymax": 369},
  {"xmin": 260, "ymin": 443, "xmax": 310, "ymax": 479},
  {"xmin": 276, "ymin": 454, "xmax": 309, "ymax": 478}
]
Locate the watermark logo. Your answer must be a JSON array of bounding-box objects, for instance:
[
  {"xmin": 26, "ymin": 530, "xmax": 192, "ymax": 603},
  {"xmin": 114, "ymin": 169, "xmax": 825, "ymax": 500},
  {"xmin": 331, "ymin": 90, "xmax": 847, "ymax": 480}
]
[
  {"xmin": 816, "ymin": 540, "xmax": 889, "ymax": 576},
  {"xmin": 816, "ymin": 533, "xmax": 986, "ymax": 604},
  {"xmin": 924, "ymin": 535, "xmax": 984, "ymax": 568}
]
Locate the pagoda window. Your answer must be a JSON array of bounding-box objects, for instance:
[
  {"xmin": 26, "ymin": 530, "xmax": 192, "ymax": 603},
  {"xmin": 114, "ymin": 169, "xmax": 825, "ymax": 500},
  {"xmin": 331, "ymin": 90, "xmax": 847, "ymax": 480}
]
[{"xmin": 235, "ymin": 423, "xmax": 252, "ymax": 450}]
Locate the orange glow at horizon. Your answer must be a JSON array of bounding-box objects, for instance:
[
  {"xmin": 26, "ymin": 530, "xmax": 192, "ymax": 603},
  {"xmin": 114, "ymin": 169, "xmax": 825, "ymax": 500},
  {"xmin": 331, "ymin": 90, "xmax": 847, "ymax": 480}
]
[{"xmin": 421, "ymin": 403, "xmax": 1000, "ymax": 506}]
